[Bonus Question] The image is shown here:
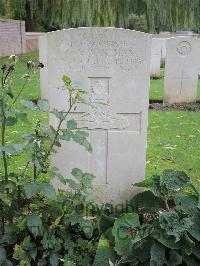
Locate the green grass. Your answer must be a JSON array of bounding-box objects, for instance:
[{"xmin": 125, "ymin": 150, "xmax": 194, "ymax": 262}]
[
  {"xmin": 0, "ymin": 52, "xmax": 41, "ymax": 100},
  {"xmin": 147, "ymin": 111, "xmax": 200, "ymax": 185},
  {"xmin": 0, "ymin": 52, "xmax": 199, "ymax": 184}
]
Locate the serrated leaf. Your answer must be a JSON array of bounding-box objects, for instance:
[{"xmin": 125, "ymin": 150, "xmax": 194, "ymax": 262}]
[
  {"xmin": 67, "ymin": 119, "xmax": 77, "ymax": 130},
  {"xmin": 175, "ymin": 194, "xmax": 198, "ymax": 214},
  {"xmin": 37, "ymin": 100, "xmax": 50, "ymax": 112},
  {"xmin": 161, "ymin": 169, "xmax": 190, "ymax": 193},
  {"xmin": 51, "ymin": 108, "xmax": 64, "ymax": 120},
  {"xmin": 112, "ymin": 213, "xmax": 140, "ymax": 256},
  {"xmin": 65, "ymin": 179, "xmax": 80, "ymax": 190},
  {"xmin": 150, "ymin": 242, "xmax": 167, "ymax": 266},
  {"xmin": 130, "ymin": 190, "xmax": 161, "ymax": 213},
  {"xmin": 50, "ymin": 252, "xmax": 59, "ymax": 266},
  {"xmin": 168, "ymin": 250, "xmax": 182, "ymax": 265},
  {"xmin": 93, "ymin": 233, "xmax": 117, "ymax": 266},
  {"xmin": 0, "ymin": 247, "xmax": 6, "ymax": 264},
  {"xmin": 71, "ymin": 168, "xmax": 83, "ymax": 179},
  {"xmin": 27, "ymin": 214, "xmax": 42, "ymax": 237},
  {"xmin": 20, "ymin": 100, "xmax": 37, "ymax": 110},
  {"xmin": 25, "ymin": 183, "xmax": 39, "ymax": 198},
  {"xmin": 159, "ymin": 211, "xmax": 193, "ymax": 242},
  {"xmin": 39, "ymin": 183, "xmax": 57, "ymax": 199},
  {"xmin": 187, "ymin": 209, "xmax": 200, "ymax": 241}
]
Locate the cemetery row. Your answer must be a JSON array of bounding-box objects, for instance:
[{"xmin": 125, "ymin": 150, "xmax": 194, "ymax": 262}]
[
  {"xmin": 38, "ymin": 28, "xmax": 199, "ymax": 204},
  {"xmin": 151, "ymin": 36, "xmax": 200, "ymax": 103}
]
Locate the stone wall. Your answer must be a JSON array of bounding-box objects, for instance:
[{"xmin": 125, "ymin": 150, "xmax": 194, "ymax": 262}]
[{"xmin": 0, "ymin": 19, "xmax": 26, "ymax": 57}]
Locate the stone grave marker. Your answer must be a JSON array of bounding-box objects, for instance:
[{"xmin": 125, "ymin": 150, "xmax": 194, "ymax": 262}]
[
  {"xmin": 39, "ymin": 34, "xmax": 48, "ymax": 99},
  {"xmin": 46, "ymin": 28, "xmax": 151, "ymax": 204},
  {"xmin": 150, "ymin": 38, "xmax": 162, "ymax": 78},
  {"xmin": 164, "ymin": 36, "xmax": 200, "ymax": 103}
]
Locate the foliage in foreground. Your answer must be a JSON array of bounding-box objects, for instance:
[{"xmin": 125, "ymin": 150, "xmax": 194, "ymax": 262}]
[{"xmin": 0, "ymin": 57, "xmax": 200, "ymax": 265}]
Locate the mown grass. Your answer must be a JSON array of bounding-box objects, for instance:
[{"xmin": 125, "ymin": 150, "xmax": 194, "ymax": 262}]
[{"xmin": 0, "ymin": 52, "xmax": 199, "ymax": 184}]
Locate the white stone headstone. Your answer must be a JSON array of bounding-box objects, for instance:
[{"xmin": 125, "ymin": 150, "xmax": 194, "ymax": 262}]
[
  {"xmin": 164, "ymin": 37, "xmax": 200, "ymax": 103},
  {"xmin": 150, "ymin": 38, "xmax": 162, "ymax": 77},
  {"xmin": 160, "ymin": 38, "xmax": 170, "ymax": 61},
  {"xmin": 39, "ymin": 35, "xmax": 48, "ymax": 99},
  {"xmin": 46, "ymin": 28, "xmax": 151, "ymax": 204}
]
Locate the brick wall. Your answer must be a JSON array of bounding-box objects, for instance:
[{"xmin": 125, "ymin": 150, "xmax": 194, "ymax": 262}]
[
  {"xmin": 0, "ymin": 19, "xmax": 26, "ymax": 57},
  {"xmin": 26, "ymin": 32, "xmax": 45, "ymax": 53}
]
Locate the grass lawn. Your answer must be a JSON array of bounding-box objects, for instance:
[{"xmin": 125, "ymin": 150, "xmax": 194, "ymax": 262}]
[{"xmin": 0, "ymin": 52, "xmax": 199, "ymax": 185}]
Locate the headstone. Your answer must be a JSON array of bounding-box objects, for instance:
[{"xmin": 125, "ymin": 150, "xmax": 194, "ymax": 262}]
[
  {"xmin": 39, "ymin": 35, "xmax": 48, "ymax": 99},
  {"xmin": 150, "ymin": 38, "xmax": 162, "ymax": 77},
  {"xmin": 47, "ymin": 28, "xmax": 151, "ymax": 204},
  {"xmin": 160, "ymin": 38, "xmax": 170, "ymax": 61},
  {"xmin": 164, "ymin": 36, "xmax": 200, "ymax": 103}
]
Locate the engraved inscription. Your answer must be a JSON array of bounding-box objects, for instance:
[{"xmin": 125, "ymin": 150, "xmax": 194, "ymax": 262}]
[
  {"xmin": 77, "ymin": 78, "xmax": 129, "ymax": 129},
  {"xmin": 54, "ymin": 32, "xmax": 144, "ymax": 72},
  {"xmin": 176, "ymin": 41, "xmax": 191, "ymax": 56}
]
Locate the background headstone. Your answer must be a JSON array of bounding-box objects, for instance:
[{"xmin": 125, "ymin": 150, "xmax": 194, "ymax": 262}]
[
  {"xmin": 164, "ymin": 36, "xmax": 200, "ymax": 103},
  {"xmin": 39, "ymin": 35, "xmax": 48, "ymax": 99},
  {"xmin": 150, "ymin": 38, "xmax": 162, "ymax": 78},
  {"xmin": 47, "ymin": 28, "xmax": 151, "ymax": 204}
]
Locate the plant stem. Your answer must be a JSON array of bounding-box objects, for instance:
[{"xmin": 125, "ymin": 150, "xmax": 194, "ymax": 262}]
[
  {"xmin": 35, "ymin": 101, "xmax": 74, "ymax": 180},
  {"xmin": 8, "ymin": 76, "xmax": 29, "ymax": 111},
  {"xmin": 1, "ymin": 75, "xmax": 8, "ymax": 184}
]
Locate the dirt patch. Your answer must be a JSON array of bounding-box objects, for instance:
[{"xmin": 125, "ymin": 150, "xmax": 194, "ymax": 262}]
[{"xmin": 149, "ymin": 102, "xmax": 200, "ymax": 112}]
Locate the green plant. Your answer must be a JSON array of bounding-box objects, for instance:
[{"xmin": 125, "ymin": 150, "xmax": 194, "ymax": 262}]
[
  {"xmin": 0, "ymin": 56, "xmax": 96, "ymax": 265},
  {"xmin": 94, "ymin": 169, "xmax": 200, "ymax": 265}
]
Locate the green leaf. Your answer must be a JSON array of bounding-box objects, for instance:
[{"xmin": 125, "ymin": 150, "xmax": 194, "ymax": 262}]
[
  {"xmin": 168, "ymin": 250, "xmax": 182, "ymax": 266},
  {"xmin": 50, "ymin": 252, "xmax": 59, "ymax": 266},
  {"xmin": 161, "ymin": 169, "xmax": 190, "ymax": 193},
  {"xmin": 151, "ymin": 175, "xmax": 165, "ymax": 198},
  {"xmin": 27, "ymin": 214, "xmax": 42, "ymax": 237},
  {"xmin": 1, "ymin": 144, "xmax": 23, "ymax": 155},
  {"xmin": 150, "ymin": 242, "xmax": 167, "ymax": 266},
  {"xmin": 152, "ymin": 229, "xmax": 181, "ymax": 249},
  {"xmin": 134, "ymin": 178, "xmax": 152, "ymax": 188},
  {"xmin": 7, "ymin": 85, "xmax": 14, "ymax": 98},
  {"xmin": 5, "ymin": 116, "xmax": 17, "ymax": 126},
  {"xmin": 0, "ymin": 247, "xmax": 6, "ymax": 264},
  {"xmin": 51, "ymin": 108, "xmax": 65, "ymax": 120},
  {"xmin": 37, "ymin": 100, "xmax": 50, "ymax": 112},
  {"xmin": 159, "ymin": 210, "xmax": 193, "ymax": 242},
  {"xmin": 187, "ymin": 209, "xmax": 200, "ymax": 241},
  {"xmin": 20, "ymin": 100, "xmax": 37, "ymax": 110},
  {"xmin": 71, "ymin": 168, "xmax": 83, "ymax": 179},
  {"xmin": 80, "ymin": 219, "xmax": 93, "ymax": 238},
  {"xmin": 71, "ymin": 131, "xmax": 92, "ymax": 152},
  {"xmin": 25, "ymin": 184, "xmax": 39, "ymax": 198},
  {"xmin": 175, "ymin": 194, "xmax": 198, "ymax": 214},
  {"xmin": 67, "ymin": 119, "xmax": 77, "ymax": 130},
  {"xmin": 39, "ymin": 183, "xmax": 57, "ymax": 199},
  {"xmin": 130, "ymin": 190, "xmax": 161, "ymax": 213},
  {"xmin": 112, "ymin": 213, "xmax": 140, "ymax": 256},
  {"xmin": 15, "ymin": 110, "xmax": 29, "ymax": 123},
  {"xmin": 65, "ymin": 179, "xmax": 80, "ymax": 190},
  {"xmin": 62, "ymin": 75, "xmax": 71, "ymax": 85},
  {"xmin": 93, "ymin": 233, "xmax": 117, "ymax": 266},
  {"xmin": 193, "ymin": 242, "xmax": 200, "ymax": 259},
  {"xmin": 98, "ymin": 215, "xmax": 115, "ymax": 234}
]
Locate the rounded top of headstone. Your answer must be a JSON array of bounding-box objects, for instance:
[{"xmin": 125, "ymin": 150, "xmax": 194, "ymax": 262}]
[{"xmin": 46, "ymin": 27, "xmax": 150, "ymax": 37}]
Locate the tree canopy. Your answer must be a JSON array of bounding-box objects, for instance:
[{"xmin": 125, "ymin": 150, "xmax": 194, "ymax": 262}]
[{"xmin": 0, "ymin": 0, "xmax": 200, "ymax": 33}]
